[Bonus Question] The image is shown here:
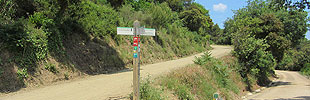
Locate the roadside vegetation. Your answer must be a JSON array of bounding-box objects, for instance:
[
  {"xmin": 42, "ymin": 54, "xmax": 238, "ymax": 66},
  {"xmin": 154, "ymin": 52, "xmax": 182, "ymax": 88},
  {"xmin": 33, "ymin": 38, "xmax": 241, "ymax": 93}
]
[
  {"xmin": 223, "ymin": 0, "xmax": 310, "ymax": 89},
  {"xmin": 0, "ymin": 0, "xmax": 217, "ymax": 93},
  {"xmin": 134, "ymin": 52, "xmax": 246, "ymax": 100}
]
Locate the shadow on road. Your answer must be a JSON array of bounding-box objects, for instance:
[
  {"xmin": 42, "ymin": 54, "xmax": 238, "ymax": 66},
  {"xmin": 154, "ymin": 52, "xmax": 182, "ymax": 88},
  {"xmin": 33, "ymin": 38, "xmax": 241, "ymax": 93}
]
[
  {"xmin": 274, "ymin": 96, "xmax": 310, "ymax": 100},
  {"xmin": 268, "ymin": 81, "xmax": 292, "ymax": 87}
]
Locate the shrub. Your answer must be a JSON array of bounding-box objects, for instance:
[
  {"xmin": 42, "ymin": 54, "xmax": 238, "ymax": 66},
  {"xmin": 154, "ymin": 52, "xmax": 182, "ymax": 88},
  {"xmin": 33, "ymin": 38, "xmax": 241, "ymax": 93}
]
[
  {"xmin": 72, "ymin": 1, "xmax": 118, "ymax": 37},
  {"xmin": 0, "ymin": 18, "xmax": 48, "ymax": 70},
  {"xmin": 233, "ymin": 36, "xmax": 276, "ymax": 85},
  {"xmin": 301, "ymin": 63, "xmax": 310, "ymax": 76}
]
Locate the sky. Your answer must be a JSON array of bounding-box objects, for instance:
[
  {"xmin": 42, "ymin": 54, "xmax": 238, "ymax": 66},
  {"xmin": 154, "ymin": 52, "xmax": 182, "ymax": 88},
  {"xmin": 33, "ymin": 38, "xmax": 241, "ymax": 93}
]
[{"xmin": 195, "ymin": 0, "xmax": 310, "ymax": 40}]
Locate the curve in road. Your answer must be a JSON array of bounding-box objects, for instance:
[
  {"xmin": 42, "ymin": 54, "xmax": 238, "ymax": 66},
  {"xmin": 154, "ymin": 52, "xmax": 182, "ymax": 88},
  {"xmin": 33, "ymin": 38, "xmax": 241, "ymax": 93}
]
[{"xmin": 246, "ymin": 70, "xmax": 310, "ymax": 100}]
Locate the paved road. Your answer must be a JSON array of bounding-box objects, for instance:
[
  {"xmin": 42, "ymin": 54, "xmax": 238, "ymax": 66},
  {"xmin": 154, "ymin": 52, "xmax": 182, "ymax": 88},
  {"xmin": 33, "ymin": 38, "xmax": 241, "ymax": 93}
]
[
  {"xmin": 246, "ymin": 70, "xmax": 310, "ymax": 100},
  {"xmin": 0, "ymin": 45, "xmax": 233, "ymax": 100}
]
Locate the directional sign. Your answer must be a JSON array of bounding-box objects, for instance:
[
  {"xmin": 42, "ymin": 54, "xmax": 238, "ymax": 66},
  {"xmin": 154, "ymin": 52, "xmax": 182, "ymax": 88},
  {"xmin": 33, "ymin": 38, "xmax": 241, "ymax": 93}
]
[
  {"xmin": 117, "ymin": 27, "xmax": 155, "ymax": 36},
  {"xmin": 117, "ymin": 27, "xmax": 133, "ymax": 35},
  {"xmin": 142, "ymin": 28, "xmax": 156, "ymax": 36}
]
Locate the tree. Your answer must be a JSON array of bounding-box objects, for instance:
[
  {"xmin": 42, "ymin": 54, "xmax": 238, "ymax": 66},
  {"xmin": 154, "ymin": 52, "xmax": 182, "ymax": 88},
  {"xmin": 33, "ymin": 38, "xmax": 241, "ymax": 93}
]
[{"xmin": 180, "ymin": 3, "xmax": 212, "ymax": 32}]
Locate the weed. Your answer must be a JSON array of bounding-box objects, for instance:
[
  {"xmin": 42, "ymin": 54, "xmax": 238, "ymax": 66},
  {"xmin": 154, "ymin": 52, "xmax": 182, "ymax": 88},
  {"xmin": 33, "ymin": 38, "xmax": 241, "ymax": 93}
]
[
  {"xmin": 161, "ymin": 77, "xmax": 194, "ymax": 100},
  {"xmin": 64, "ymin": 72, "xmax": 69, "ymax": 80},
  {"xmin": 44, "ymin": 63, "xmax": 58, "ymax": 73},
  {"xmin": 139, "ymin": 77, "xmax": 165, "ymax": 100},
  {"xmin": 17, "ymin": 68, "xmax": 28, "ymax": 80}
]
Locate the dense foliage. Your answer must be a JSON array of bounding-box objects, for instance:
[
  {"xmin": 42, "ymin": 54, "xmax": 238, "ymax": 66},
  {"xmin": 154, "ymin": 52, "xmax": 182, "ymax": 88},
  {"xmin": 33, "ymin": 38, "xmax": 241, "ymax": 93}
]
[{"xmin": 225, "ymin": 0, "xmax": 309, "ymax": 88}]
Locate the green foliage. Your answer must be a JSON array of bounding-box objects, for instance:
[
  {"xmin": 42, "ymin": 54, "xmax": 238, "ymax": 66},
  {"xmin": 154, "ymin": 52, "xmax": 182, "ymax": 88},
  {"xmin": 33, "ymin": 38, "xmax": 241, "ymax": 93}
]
[
  {"xmin": 64, "ymin": 72, "xmax": 69, "ymax": 80},
  {"xmin": 180, "ymin": 4, "xmax": 212, "ymax": 32},
  {"xmin": 17, "ymin": 68, "xmax": 28, "ymax": 80},
  {"xmin": 72, "ymin": 1, "xmax": 118, "ymax": 37},
  {"xmin": 0, "ymin": 0, "xmax": 16, "ymax": 20},
  {"xmin": 233, "ymin": 36, "xmax": 276, "ymax": 85},
  {"xmin": 195, "ymin": 52, "xmax": 240, "ymax": 94},
  {"xmin": 145, "ymin": 3, "xmax": 175, "ymax": 29},
  {"xmin": 161, "ymin": 77, "xmax": 195, "ymax": 100},
  {"xmin": 0, "ymin": 18, "xmax": 49, "ymax": 71},
  {"xmin": 44, "ymin": 63, "xmax": 58, "ymax": 73},
  {"xmin": 301, "ymin": 63, "xmax": 310, "ymax": 76},
  {"xmin": 126, "ymin": 0, "xmax": 152, "ymax": 11},
  {"xmin": 139, "ymin": 76, "xmax": 165, "ymax": 100},
  {"xmin": 278, "ymin": 40, "xmax": 310, "ymax": 70},
  {"xmin": 194, "ymin": 52, "xmax": 212, "ymax": 65},
  {"xmin": 161, "ymin": 53, "xmax": 241, "ymax": 100},
  {"xmin": 224, "ymin": 0, "xmax": 309, "ymax": 86}
]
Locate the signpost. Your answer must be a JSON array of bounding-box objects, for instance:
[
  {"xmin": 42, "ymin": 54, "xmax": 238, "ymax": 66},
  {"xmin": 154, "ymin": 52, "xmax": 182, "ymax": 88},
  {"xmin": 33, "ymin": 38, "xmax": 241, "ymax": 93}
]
[{"xmin": 117, "ymin": 20, "xmax": 156, "ymax": 100}]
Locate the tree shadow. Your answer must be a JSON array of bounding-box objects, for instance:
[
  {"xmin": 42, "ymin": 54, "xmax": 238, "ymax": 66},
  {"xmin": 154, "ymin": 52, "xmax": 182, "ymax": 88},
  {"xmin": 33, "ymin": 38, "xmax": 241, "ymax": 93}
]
[
  {"xmin": 274, "ymin": 96, "xmax": 310, "ymax": 100},
  {"xmin": 0, "ymin": 50, "xmax": 25, "ymax": 93},
  {"xmin": 267, "ymin": 81, "xmax": 292, "ymax": 87},
  {"xmin": 53, "ymin": 32, "xmax": 126, "ymax": 75},
  {"xmin": 152, "ymin": 35, "xmax": 164, "ymax": 48}
]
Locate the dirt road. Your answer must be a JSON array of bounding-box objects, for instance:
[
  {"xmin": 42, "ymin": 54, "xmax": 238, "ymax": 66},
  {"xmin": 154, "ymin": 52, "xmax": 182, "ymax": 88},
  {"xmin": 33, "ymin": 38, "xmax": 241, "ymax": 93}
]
[
  {"xmin": 0, "ymin": 45, "xmax": 232, "ymax": 100},
  {"xmin": 246, "ymin": 70, "xmax": 310, "ymax": 100}
]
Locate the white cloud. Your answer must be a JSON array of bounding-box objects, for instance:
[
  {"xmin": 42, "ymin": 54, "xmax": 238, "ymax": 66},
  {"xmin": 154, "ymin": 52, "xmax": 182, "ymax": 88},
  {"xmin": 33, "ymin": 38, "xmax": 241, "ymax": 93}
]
[{"xmin": 213, "ymin": 3, "xmax": 227, "ymax": 12}]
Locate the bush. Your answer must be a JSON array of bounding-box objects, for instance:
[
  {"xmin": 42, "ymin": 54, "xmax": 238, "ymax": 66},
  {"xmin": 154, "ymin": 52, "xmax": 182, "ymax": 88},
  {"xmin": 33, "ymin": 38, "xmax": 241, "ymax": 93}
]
[
  {"xmin": 301, "ymin": 63, "xmax": 310, "ymax": 76},
  {"xmin": 233, "ymin": 36, "xmax": 276, "ymax": 85},
  {"xmin": 0, "ymin": 18, "xmax": 48, "ymax": 70},
  {"xmin": 72, "ymin": 1, "xmax": 118, "ymax": 37}
]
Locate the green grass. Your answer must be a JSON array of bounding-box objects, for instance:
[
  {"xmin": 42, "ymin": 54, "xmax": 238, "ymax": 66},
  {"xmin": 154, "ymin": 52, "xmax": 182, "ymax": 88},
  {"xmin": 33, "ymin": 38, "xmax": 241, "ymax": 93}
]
[{"xmin": 155, "ymin": 52, "xmax": 241, "ymax": 100}]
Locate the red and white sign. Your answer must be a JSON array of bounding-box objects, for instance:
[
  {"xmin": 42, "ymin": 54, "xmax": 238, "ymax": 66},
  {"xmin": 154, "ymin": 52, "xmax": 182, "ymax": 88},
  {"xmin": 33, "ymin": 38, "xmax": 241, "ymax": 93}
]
[
  {"xmin": 133, "ymin": 37, "xmax": 140, "ymax": 42},
  {"xmin": 133, "ymin": 42, "xmax": 138, "ymax": 46}
]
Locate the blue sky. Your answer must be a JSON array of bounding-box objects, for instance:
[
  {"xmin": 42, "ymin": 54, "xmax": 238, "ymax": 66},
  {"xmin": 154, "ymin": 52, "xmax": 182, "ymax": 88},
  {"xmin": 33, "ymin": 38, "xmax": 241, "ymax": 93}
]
[{"xmin": 195, "ymin": 0, "xmax": 310, "ymax": 40}]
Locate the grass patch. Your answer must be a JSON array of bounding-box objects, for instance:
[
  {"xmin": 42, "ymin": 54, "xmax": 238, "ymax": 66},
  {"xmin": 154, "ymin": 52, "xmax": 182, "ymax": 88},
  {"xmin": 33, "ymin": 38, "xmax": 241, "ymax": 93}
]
[
  {"xmin": 155, "ymin": 52, "xmax": 242, "ymax": 100},
  {"xmin": 130, "ymin": 76, "xmax": 166, "ymax": 100}
]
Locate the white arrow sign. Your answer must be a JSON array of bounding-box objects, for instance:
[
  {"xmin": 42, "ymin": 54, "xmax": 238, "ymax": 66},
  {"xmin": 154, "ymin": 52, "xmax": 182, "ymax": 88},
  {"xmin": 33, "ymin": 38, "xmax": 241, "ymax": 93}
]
[
  {"xmin": 117, "ymin": 27, "xmax": 155, "ymax": 36},
  {"xmin": 117, "ymin": 27, "xmax": 134, "ymax": 35}
]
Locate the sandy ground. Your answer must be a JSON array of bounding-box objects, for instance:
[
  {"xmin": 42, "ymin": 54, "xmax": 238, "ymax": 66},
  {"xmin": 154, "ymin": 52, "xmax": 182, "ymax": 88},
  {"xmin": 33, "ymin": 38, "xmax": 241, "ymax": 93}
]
[
  {"xmin": 0, "ymin": 45, "xmax": 232, "ymax": 100},
  {"xmin": 246, "ymin": 70, "xmax": 310, "ymax": 100}
]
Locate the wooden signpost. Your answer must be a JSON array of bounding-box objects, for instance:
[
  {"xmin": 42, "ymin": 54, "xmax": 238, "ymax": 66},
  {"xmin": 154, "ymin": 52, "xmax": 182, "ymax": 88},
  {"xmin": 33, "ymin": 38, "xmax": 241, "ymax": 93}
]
[{"xmin": 117, "ymin": 20, "xmax": 156, "ymax": 100}]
